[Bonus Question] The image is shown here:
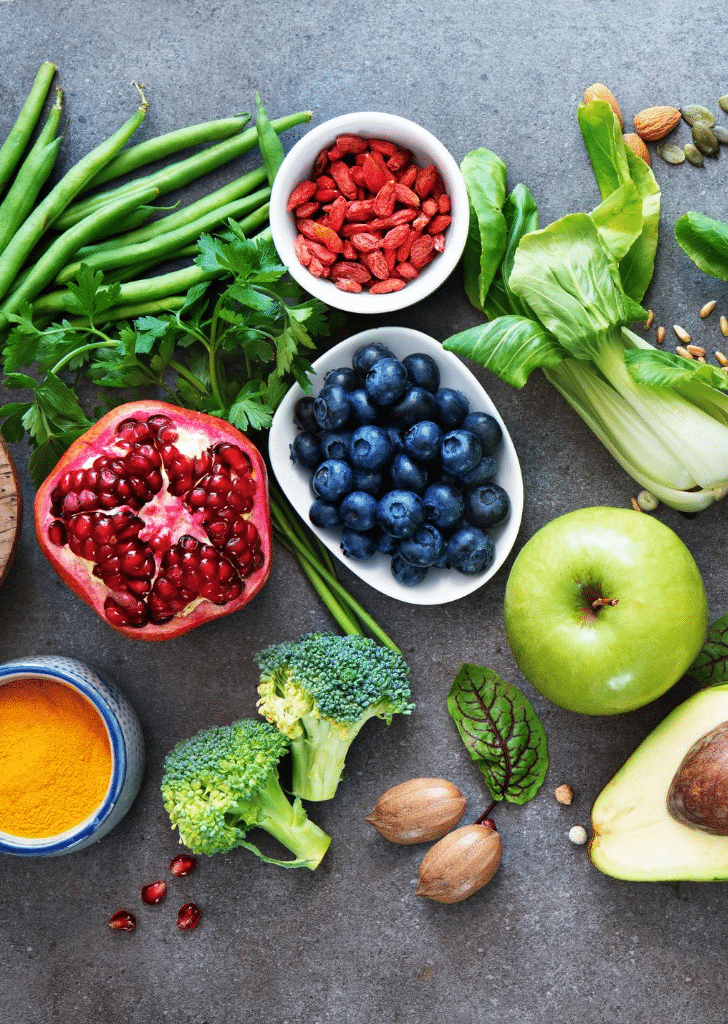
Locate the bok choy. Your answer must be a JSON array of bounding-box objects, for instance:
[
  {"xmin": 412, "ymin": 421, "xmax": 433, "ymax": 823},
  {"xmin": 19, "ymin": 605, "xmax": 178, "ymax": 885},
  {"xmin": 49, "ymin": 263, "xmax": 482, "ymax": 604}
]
[{"xmin": 443, "ymin": 100, "xmax": 728, "ymax": 512}]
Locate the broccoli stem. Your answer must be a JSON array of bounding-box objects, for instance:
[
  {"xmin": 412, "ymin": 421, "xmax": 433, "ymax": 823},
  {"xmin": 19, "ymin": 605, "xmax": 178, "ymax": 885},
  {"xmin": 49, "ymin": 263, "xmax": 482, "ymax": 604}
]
[
  {"xmin": 290, "ymin": 716, "xmax": 361, "ymax": 802},
  {"xmin": 243, "ymin": 770, "xmax": 331, "ymax": 869}
]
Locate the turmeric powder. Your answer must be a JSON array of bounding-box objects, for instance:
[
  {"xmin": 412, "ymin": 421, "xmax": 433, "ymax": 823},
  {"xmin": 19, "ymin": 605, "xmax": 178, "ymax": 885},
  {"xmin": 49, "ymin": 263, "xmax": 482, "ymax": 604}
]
[{"xmin": 0, "ymin": 676, "xmax": 112, "ymax": 838}]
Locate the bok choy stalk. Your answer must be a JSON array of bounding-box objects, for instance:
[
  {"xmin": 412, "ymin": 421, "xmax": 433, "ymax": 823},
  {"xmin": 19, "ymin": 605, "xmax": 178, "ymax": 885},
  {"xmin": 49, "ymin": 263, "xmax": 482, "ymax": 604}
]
[{"xmin": 443, "ymin": 100, "xmax": 728, "ymax": 512}]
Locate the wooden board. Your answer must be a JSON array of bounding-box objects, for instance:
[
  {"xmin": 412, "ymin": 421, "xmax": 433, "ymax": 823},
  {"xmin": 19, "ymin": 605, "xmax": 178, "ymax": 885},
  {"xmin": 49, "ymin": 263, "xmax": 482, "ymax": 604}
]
[{"xmin": 0, "ymin": 436, "xmax": 21, "ymax": 588}]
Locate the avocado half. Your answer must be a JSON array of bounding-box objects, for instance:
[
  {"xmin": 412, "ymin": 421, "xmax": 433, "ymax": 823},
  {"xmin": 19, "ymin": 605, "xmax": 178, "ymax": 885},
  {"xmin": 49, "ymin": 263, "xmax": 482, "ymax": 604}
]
[{"xmin": 589, "ymin": 684, "xmax": 728, "ymax": 881}]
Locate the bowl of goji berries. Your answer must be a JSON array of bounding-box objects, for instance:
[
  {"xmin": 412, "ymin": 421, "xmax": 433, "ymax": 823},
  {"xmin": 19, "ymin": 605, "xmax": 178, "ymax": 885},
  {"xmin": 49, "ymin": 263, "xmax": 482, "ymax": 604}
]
[{"xmin": 269, "ymin": 111, "xmax": 469, "ymax": 313}]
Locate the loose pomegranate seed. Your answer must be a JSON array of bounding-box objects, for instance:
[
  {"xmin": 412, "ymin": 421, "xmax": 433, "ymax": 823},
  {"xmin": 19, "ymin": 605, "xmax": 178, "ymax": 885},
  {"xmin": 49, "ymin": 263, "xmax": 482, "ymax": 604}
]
[
  {"xmin": 141, "ymin": 880, "xmax": 167, "ymax": 905},
  {"xmin": 177, "ymin": 902, "xmax": 202, "ymax": 930},
  {"xmin": 107, "ymin": 910, "xmax": 137, "ymax": 932},
  {"xmin": 170, "ymin": 854, "xmax": 198, "ymax": 877}
]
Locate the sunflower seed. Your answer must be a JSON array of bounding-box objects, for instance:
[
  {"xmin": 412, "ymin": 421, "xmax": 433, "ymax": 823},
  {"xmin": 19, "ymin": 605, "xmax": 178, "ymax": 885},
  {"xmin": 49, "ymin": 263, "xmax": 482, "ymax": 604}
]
[
  {"xmin": 656, "ymin": 326, "xmax": 666, "ymax": 343},
  {"xmin": 687, "ymin": 344, "xmax": 706, "ymax": 357},
  {"xmin": 674, "ymin": 325, "xmax": 691, "ymax": 343},
  {"xmin": 693, "ymin": 122, "xmax": 720, "ymax": 156},
  {"xmin": 716, "ymin": 350, "xmax": 728, "ymax": 366},
  {"xmin": 645, "ymin": 309, "xmax": 655, "ymax": 329},
  {"xmin": 684, "ymin": 143, "xmax": 705, "ymax": 167},
  {"xmin": 676, "ymin": 345, "xmax": 693, "ymax": 358},
  {"xmin": 700, "ymin": 300, "xmax": 717, "ymax": 318},
  {"xmin": 657, "ymin": 142, "xmax": 686, "ymax": 165},
  {"xmin": 721, "ymin": 315, "xmax": 728, "ymax": 337},
  {"xmin": 680, "ymin": 104, "xmax": 716, "ymax": 127}
]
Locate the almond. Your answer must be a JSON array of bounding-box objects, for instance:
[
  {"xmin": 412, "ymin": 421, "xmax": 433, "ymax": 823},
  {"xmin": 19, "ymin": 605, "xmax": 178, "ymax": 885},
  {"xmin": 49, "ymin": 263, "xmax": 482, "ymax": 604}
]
[
  {"xmin": 633, "ymin": 105, "xmax": 681, "ymax": 141},
  {"xmin": 623, "ymin": 132, "xmax": 651, "ymax": 165},
  {"xmin": 583, "ymin": 82, "xmax": 623, "ymax": 129}
]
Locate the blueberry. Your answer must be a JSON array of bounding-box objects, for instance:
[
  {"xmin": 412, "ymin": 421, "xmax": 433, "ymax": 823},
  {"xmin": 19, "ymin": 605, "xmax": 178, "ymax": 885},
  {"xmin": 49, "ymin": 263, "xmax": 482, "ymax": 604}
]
[
  {"xmin": 390, "ymin": 386, "xmax": 439, "ymax": 427},
  {"xmin": 347, "ymin": 388, "xmax": 380, "ymax": 426},
  {"xmin": 446, "ymin": 525, "xmax": 495, "ymax": 575},
  {"xmin": 376, "ymin": 489, "xmax": 425, "ymax": 539},
  {"xmin": 365, "ymin": 357, "xmax": 408, "ymax": 406},
  {"xmin": 341, "ymin": 528, "xmax": 377, "ymax": 561},
  {"xmin": 353, "ymin": 469, "xmax": 383, "ymax": 495},
  {"xmin": 349, "ymin": 425, "xmax": 392, "ymax": 471},
  {"xmin": 391, "ymin": 553, "xmax": 428, "ymax": 586},
  {"xmin": 464, "ymin": 483, "xmax": 510, "ymax": 528},
  {"xmin": 402, "ymin": 352, "xmax": 440, "ymax": 393},
  {"xmin": 340, "ymin": 491, "xmax": 379, "ymax": 532},
  {"xmin": 435, "ymin": 388, "xmax": 469, "ymax": 429},
  {"xmin": 390, "ymin": 452, "xmax": 428, "ymax": 493},
  {"xmin": 457, "ymin": 456, "xmax": 498, "ymax": 487},
  {"xmin": 314, "ymin": 384, "xmax": 351, "ymax": 431},
  {"xmin": 324, "ymin": 366, "xmax": 360, "ymax": 392},
  {"xmin": 375, "ymin": 529, "xmax": 398, "ymax": 555},
  {"xmin": 294, "ymin": 396, "xmax": 318, "ymax": 432},
  {"xmin": 462, "ymin": 411, "xmax": 502, "ymax": 456},
  {"xmin": 404, "ymin": 420, "xmax": 442, "ymax": 462},
  {"xmin": 385, "ymin": 425, "xmax": 406, "ymax": 454},
  {"xmin": 398, "ymin": 524, "xmax": 445, "ymax": 567},
  {"xmin": 320, "ymin": 430, "xmax": 352, "ymax": 461},
  {"xmin": 309, "ymin": 499, "xmax": 342, "ymax": 529},
  {"xmin": 423, "ymin": 482, "xmax": 465, "ymax": 529},
  {"xmin": 311, "ymin": 459, "xmax": 354, "ymax": 502},
  {"xmin": 352, "ymin": 341, "xmax": 395, "ymax": 375},
  {"xmin": 290, "ymin": 431, "xmax": 322, "ymax": 469},
  {"xmin": 440, "ymin": 429, "xmax": 483, "ymax": 476}
]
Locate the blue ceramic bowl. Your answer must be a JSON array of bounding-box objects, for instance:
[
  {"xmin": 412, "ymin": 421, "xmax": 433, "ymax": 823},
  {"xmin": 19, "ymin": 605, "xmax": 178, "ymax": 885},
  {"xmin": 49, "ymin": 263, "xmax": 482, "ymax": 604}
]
[{"xmin": 0, "ymin": 655, "xmax": 145, "ymax": 856}]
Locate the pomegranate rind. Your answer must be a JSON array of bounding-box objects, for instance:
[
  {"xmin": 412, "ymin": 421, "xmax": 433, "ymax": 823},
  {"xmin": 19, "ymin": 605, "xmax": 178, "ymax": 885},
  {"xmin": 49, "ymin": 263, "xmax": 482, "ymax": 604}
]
[{"xmin": 34, "ymin": 401, "xmax": 272, "ymax": 641}]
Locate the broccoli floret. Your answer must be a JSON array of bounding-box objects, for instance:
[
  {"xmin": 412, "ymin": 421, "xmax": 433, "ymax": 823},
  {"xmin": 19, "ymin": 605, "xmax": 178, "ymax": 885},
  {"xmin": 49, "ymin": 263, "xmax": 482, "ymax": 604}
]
[
  {"xmin": 255, "ymin": 632, "xmax": 413, "ymax": 801},
  {"xmin": 161, "ymin": 718, "xmax": 330, "ymax": 869}
]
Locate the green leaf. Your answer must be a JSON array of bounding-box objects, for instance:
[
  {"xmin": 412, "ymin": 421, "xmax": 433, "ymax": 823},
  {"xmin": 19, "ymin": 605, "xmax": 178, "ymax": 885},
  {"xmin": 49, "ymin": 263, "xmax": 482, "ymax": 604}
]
[
  {"xmin": 675, "ymin": 211, "xmax": 728, "ymax": 282},
  {"xmin": 689, "ymin": 614, "xmax": 728, "ymax": 687},
  {"xmin": 447, "ymin": 664, "xmax": 548, "ymax": 804},
  {"xmin": 590, "ymin": 180, "xmax": 644, "ymax": 263},
  {"xmin": 498, "ymin": 183, "xmax": 539, "ymax": 316},
  {"xmin": 578, "ymin": 99, "xmax": 631, "ymax": 200},
  {"xmin": 460, "ymin": 148, "xmax": 508, "ymax": 311},
  {"xmin": 443, "ymin": 316, "xmax": 567, "ymax": 388},
  {"xmin": 28, "ymin": 430, "xmax": 87, "ymax": 487},
  {"xmin": 65, "ymin": 264, "xmax": 121, "ymax": 319},
  {"xmin": 625, "ymin": 347, "xmax": 728, "ymax": 392},
  {"xmin": 619, "ymin": 146, "xmax": 660, "ymax": 302},
  {"xmin": 227, "ymin": 282, "xmax": 276, "ymax": 314},
  {"xmin": 228, "ymin": 379, "xmax": 273, "ymax": 431},
  {"xmin": 134, "ymin": 315, "xmax": 174, "ymax": 354}
]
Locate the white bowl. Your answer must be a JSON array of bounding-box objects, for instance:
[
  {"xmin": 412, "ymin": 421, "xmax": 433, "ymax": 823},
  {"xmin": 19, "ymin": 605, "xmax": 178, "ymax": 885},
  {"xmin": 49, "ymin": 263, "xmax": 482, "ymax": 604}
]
[
  {"xmin": 0, "ymin": 656, "xmax": 145, "ymax": 857},
  {"xmin": 269, "ymin": 327, "xmax": 524, "ymax": 605},
  {"xmin": 269, "ymin": 111, "xmax": 469, "ymax": 314}
]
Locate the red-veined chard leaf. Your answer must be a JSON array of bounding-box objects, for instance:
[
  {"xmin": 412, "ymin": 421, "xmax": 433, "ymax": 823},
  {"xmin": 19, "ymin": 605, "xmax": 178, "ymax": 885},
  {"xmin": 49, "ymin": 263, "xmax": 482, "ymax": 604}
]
[
  {"xmin": 447, "ymin": 664, "xmax": 548, "ymax": 804},
  {"xmin": 689, "ymin": 614, "xmax": 728, "ymax": 687}
]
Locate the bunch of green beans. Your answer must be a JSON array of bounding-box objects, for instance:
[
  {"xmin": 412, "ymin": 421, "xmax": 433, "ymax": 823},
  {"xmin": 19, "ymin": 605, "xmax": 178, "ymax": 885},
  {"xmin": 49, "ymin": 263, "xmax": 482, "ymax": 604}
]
[{"xmin": 0, "ymin": 63, "xmax": 311, "ymax": 331}]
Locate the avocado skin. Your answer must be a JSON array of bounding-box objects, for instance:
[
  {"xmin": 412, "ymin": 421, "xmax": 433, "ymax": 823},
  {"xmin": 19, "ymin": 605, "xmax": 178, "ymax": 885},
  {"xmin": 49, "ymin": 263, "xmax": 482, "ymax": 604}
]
[{"xmin": 589, "ymin": 684, "xmax": 728, "ymax": 881}]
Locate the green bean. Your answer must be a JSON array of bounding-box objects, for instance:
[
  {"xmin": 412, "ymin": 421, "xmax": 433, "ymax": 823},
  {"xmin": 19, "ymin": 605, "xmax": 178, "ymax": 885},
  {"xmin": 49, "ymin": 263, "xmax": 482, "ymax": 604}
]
[
  {"xmin": 0, "ymin": 83, "xmax": 149, "ymax": 306},
  {"xmin": 56, "ymin": 185, "xmax": 271, "ymax": 284},
  {"xmin": 0, "ymin": 89, "xmax": 65, "ymax": 255},
  {"xmin": 0, "ymin": 187, "xmax": 160, "ymax": 328},
  {"xmin": 53, "ymin": 110, "xmax": 311, "ymax": 232},
  {"xmin": 80, "ymin": 204, "xmax": 164, "ymax": 244},
  {"xmin": 254, "ymin": 93, "xmax": 285, "ymax": 185},
  {"xmin": 32, "ymin": 218, "xmax": 272, "ymax": 321},
  {"xmin": 0, "ymin": 62, "xmax": 57, "ymax": 192},
  {"xmin": 72, "ymin": 164, "xmax": 268, "ymax": 260},
  {"xmin": 81, "ymin": 113, "xmax": 252, "ymax": 193}
]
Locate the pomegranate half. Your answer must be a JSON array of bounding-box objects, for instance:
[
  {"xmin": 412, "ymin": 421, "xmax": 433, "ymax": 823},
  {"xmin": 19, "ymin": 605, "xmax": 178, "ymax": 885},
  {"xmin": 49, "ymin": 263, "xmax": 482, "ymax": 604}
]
[{"xmin": 34, "ymin": 402, "xmax": 272, "ymax": 640}]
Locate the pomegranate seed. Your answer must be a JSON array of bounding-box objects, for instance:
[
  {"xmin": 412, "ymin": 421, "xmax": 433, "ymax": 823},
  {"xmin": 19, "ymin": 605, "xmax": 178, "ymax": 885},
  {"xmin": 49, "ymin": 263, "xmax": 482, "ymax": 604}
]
[
  {"xmin": 108, "ymin": 910, "xmax": 137, "ymax": 932},
  {"xmin": 177, "ymin": 902, "xmax": 201, "ymax": 930},
  {"xmin": 140, "ymin": 880, "xmax": 167, "ymax": 905},
  {"xmin": 170, "ymin": 854, "xmax": 198, "ymax": 877}
]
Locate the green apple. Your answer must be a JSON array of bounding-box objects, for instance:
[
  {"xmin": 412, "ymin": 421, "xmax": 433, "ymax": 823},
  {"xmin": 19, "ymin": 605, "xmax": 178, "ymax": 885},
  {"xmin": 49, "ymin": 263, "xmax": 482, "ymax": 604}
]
[
  {"xmin": 503, "ymin": 507, "xmax": 707, "ymax": 715},
  {"xmin": 589, "ymin": 684, "xmax": 728, "ymax": 881}
]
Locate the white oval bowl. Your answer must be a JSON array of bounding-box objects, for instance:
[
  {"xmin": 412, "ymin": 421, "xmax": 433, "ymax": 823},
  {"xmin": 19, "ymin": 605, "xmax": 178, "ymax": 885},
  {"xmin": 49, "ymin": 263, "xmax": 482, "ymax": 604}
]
[
  {"xmin": 269, "ymin": 111, "xmax": 469, "ymax": 314},
  {"xmin": 269, "ymin": 327, "xmax": 524, "ymax": 605}
]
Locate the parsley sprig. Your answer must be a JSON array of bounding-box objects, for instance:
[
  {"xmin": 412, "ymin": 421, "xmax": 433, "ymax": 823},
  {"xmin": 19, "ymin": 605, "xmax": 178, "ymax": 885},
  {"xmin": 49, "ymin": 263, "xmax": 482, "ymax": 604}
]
[{"xmin": 0, "ymin": 229, "xmax": 399, "ymax": 651}]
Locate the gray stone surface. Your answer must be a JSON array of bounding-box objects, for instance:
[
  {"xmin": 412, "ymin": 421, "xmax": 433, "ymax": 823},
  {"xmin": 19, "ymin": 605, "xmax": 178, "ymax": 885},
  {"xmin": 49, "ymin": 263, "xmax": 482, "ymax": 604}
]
[{"xmin": 0, "ymin": 2, "xmax": 727, "ymax": 1021}]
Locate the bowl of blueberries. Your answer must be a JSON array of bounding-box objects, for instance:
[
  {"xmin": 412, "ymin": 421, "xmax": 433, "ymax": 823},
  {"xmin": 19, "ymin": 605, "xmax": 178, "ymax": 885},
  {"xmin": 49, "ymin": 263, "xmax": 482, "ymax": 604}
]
[{"xmin": 269, "ymin": 327, "xmax": 523, "ymax": 605}]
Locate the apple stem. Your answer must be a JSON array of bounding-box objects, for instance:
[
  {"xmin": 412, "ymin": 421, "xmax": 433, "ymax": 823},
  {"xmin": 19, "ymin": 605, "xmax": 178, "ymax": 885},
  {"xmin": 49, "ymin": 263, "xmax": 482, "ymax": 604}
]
[{"xmin": 591, "ymin": 597, "xmax": 618, "ymax": 609}]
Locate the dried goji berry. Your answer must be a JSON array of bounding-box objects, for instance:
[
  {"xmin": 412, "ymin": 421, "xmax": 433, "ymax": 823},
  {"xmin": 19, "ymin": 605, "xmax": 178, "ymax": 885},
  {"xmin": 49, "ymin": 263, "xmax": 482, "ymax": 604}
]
[
  {"xmin": 294, "ymin": 201, "xmax": 320, "ymax": 219},
  {"xmin": 313, "ymin": 147, "xmax": 330, "ymax": 176},
  {"xmin": 329, "ymin": 160, "xmax": 358, "ymax": 200},
  {"xmin": 369, "ymin": 138, "xmax": 399, "ymax": 157},
  {"xmin": 327, "ymin": 146, "xmax": 342, "ymax": 161},
  {"xmin": 384, "ymin": 246, "xmax": 397, "ymax": 273},
  {"xmin": 387, "ymin": 148, "xmax": 412, "ymax": 172},
  {"xmin": 410, "ymin": 234, "xmax": 435, "ymax": 268},
  {"xmin": 414, "ymin": 164, "xmax": 438, "ymax": 199},
  {"xmin": 286, "ymin": 180, "xmax": 317, "ymax": 212},
  {"xmin": 438, "ymin": 193, "xmax": 451, "ymax": 214},
  {"xmin": 372, "ymin": 180, "xmax": 396, "ymax": 218},
  {"xmin": 369, "ymin": 277, "xmax": 406, "ymax": 294},
  {"xmin": 323, "ymin": 196, "xmax": 347, "ymax": 233},
  {"xmin": 349, "ymin": 232, "xmax": 384, "ymax": 253},
  {"xmin": 297, "ymin": 218, "xmax": 344, "ymax": 254},
  {"xmin": 432, "ymin": 232, "xmax": 447, "ymax": 253},
  {"xmin": 334, "ymin": 278, "xmax": 362, "ymax": 293},
  {"xmin": 294, "ymin": 235, "xmax": 312, "ymax": 267},
  {"xmin": 350, "ymin": 166, "xmax": 366, "ymax": 188},
  {"xmin": 345, "ymin": 199, "xmax": 375, "ymax": 222},
  {"xmin": 397, "ymin": 164, "xmax": 418, "ymax": 189},
  {"xmin": 396, "ymin": 261, "xmax": 419, "ymax": 280},
  {"xmin": 412, "ymin": 211, "xmax": 432, "ymax": 232},
  {"xmin": 427, "ymin": 214, "xmax": 452, "ymax": 235},
  {"xmin": 315, "ymin": 175, "xmax": 336, "ymax": 189},
  {"xmin": 361, "ymin": 153, "xmax": 390, "ymax": 194},
  {"xmin": 336, "ymin": 133, "xmax": 369, "ymax": 155},
  {"xmin": 342, "ymin": 239, "xmax": 357, "ymax": 260},
  {"xmin": 393, "ymin": 182, "xmax": 420, "ymax": 208},
  {"xmin": 422, "ymin": 198, "xmax": 439, "ymax": 217},
  {"xmin": 314, "ymin": 188, "xmax": 339, "ymax": 203},
  {"xmin": 304, "ymin": 239, "xmax": 339, "ymax": 265},
  {"xmin": 381, "ymin": 224, "xmax": 411, "ymax": 249},
  {"xmin": 369, "ymin": 208, "xmax": 418, "ymax": 229},
  {"xmin": 331, "ymin": 261, "xmax": 372, "ymax": 284},
  {"xmin": 362, "ymin": 250, "xmax": 390, "ymax": 280}
]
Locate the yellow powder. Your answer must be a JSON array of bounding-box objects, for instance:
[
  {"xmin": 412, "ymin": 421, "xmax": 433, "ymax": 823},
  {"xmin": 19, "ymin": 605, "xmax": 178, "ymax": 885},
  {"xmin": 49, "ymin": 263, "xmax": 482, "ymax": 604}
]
[{"xmin": 0, "ymin": 677, "xmax": 112, "ymax": 838}]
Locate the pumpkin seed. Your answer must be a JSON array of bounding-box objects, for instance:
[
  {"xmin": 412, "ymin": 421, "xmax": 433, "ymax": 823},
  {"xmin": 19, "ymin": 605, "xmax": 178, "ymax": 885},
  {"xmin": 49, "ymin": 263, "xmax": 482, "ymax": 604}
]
[
  {"xmin": 720, "ymin": 95, "xmax": 728, "ymax": 114},
  {"xmin": 680, "ymin": 104, "xmax": 716, "ymax": 127},
  {"xmin": 657, "ymin": 142, "xmax": 686, "ymax": 164},
  {"xmin": 693, "ymin": 122, "xmax": 720, "ymax": 156},
  {"xmin": 713, "ymin": 126, "xmax": 728, "ymax": 145},
  {"xmin": 684, "ymin": 143, "xmax": 705, "ymax": 167}
]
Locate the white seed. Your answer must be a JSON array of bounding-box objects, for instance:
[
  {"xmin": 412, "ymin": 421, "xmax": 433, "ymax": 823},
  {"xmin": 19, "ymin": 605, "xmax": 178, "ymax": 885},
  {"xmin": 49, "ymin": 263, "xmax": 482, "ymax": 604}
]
[
  {"xmin": 637, "ymin": 489, "xmax": 659, "ymax": 512},
  {"xmin": 656, "ymin": 326, "xmax": 666, "ymax": 343},
  {"xmin": 721, "ymin": 316, "xmax": 728, "ymax": 337},
  {"xmin": 569, "ymin": 825, "xmax": 589, "ymax": 845},
  {"xmin": 674, "ymin": 325, "xmax": 691, "ymax": 343},
  {"xmin": 716, "ymin": 350, "xmax": 728, "ymax": 367},
  {"xmin": 700, "ymin": 300, "xmax": 717, "ymax": 318},
  {"xmin": 686, "ymin": 344, "xmax": 706, "ymax": 357},
  {"xmin": 676, "ymin": 346, "xmax": 693, "ymax": 359},
  {"xmin": 644, "ymin": 309, "xmax": 655, "ymax": 329}
]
